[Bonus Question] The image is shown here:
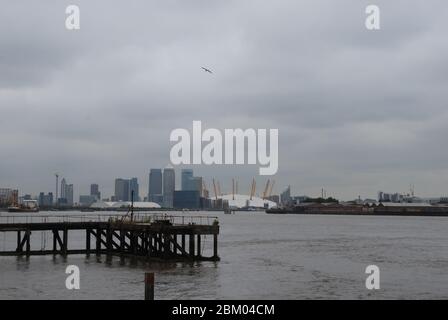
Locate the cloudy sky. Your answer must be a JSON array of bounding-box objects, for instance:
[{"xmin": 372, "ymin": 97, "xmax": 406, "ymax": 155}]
[{"xmin": 1, "ymin": 0, "xmax": 448, "ymax": 201}]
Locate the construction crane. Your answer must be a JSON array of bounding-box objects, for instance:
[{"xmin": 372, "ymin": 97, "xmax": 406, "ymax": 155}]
[
  {"xmin": 250, "ymin": 178, "xmax": 256, "ymax": 201},
  {"xmin": 262, "ymin": 179, "xmax": 270, "ymax": 200},
  {"xmin": 54, "ymin": 173, "xmax": 59, "ymax": 205},
  {"xmin": 212, "ymin": 179, "xmax": 218, "ymax": 200},
  {"xmin": 217, "ymin": 181, "xmax": 222, "ymax": 196},
  {"xmin": 202, "ymin": 180, "xmax": 208, "ymax": 198},
  {"xmin": 268, "ymin": 180, "xmax": 275, "ymax": 198}
]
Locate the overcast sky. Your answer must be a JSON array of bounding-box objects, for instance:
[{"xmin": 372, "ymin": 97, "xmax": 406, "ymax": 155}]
[{"xmin": 1, "ymin": 0, "xmax": 448, "ymax": 201}]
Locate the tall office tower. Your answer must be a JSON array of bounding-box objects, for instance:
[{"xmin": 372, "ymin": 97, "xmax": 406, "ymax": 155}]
[
  {"xmin": 38, "ymin": 192, "xmax": 54, "ymax": 207},
  {"xmin": 148, "ymin": 169, "xmax": 163, "ymax": 202},
  {"xmin": 55, "ymin": 174, "xmax": 59, "ymax": 205},
  {"xmin": 90, "ymin": 184, "xmax": 101, "ymax": 200},
  {"xmin": 66, "ymin": 184, "xmax": 74, "ymax": 206},
  {"xmin": 129, "ymin": 177, "xmax": 140, "ymax": 201},
  {"xmin": 60, "ymin": 178, "xmax": 67, "ymax": 199},
  {"xmin": 59, "ymin": 178, "xmax": 73, "ymax": 205},
  {"xmin": 163, "ymin": 166, "xmax": 175, "ymax": 208},
  {"xmin": 181, "ymin": 169, "xmax": 194, "ymax": 191},
  {"xmin": 192, "ymin": 176, "xmax": 203, "ymax": 197},
  {"xmin": 115, "ymin": 178, "xmax": 130, "ymax": 201},
  {"xmin": 48, "ymin": 192, "xmax": 54, "ymax": 206}
]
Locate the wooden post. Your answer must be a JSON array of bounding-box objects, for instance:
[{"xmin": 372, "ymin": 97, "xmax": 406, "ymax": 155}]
[
  {"xmin": 139, "ymin": 233, "xmax": 144, "ymax": 254},
  {"xmin": 106, "ymin": 227, "xmax": 112, "ymax": 254},
  {"xmin": 62, "ymin": 229, "xmax": 68, "ymax": 256},
  {"xmin": 173, "ymin": 234, "xmax": 177, "ymax": 255},
  {"xmin": 189, "ymin": 234, "xmax": 195, "ymax": 258},
  {"xmin": 144, "ymin": 232, "xmax": 149, "ymax": 251},
  {"xmin": 213, "ymin": 234, "xmax": 218, "ymax": 259},
  {"xmin": 197, "ymin": 234, "xmax": 201, "ymax": 257},
  {"xmin": 120, "ymin": 230, "xmax": 125, "ymax": 253},
  {"xmin": 155, "ymin": 233, "xmax": 159, "ymax": 253},
  {"xmin": 96, "ymin": 228, "xmax": 101, "ymax": 255},
  {"xmin": 144, "ymin": 272, "xmax": 154, "ymax": 300},
  {"xmin": 132, "ymin": 231, "xmax": 137, "ymax": 254},
  {"xmin": 148, "ymin": 232, "xmax": 153, "ymax": 257},
  {"xmin": 25, "ymin": 230, "xmax": 31, "ymax": 256},
  {"xmin": 16, "ymin": 231, "xmax": 22, "ymax": 253},
  {"xmin": 181, "ymin": 234, "xmax": 186, "ymax": 253},
  {"xmin": 86, "ymin": 229, "xmax": 91, "ymax": 253},
  {"xmin": 52, "ymin": 230, "xmax": 57, "ymax": 253},
  {"xmin": 163, "ymin": 234, "xmax": 170, "ymax": 256}
]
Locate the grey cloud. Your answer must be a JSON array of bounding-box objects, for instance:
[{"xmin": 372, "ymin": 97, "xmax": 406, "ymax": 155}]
[{"xmin": 1, "ymin": 0, "xmax": 448, "ymax": 200}]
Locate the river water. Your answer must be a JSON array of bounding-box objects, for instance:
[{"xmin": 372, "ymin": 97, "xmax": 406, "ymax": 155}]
[{"xmin": 1, "ymin": 211, "xmax": 448, "ymax": 299}]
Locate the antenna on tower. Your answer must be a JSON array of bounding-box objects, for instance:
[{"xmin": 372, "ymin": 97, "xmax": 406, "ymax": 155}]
[{"xmin": 54, "ymin": 173, "xmax": 59, "ymax": 206}]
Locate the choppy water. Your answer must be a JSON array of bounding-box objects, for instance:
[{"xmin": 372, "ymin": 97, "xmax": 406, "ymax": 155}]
[{"xmin": 1, "ymin": 211, "xmax": 448, "ymax": 299}]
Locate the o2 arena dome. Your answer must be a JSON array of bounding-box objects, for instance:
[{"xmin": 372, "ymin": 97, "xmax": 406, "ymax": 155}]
[
  {"xmin": 212, "ymin": 194, "xmax": 277, "ymax": 209},
  {"xmin": 90, "ymin": 201, "xmax": 161, "ymax": 209}
]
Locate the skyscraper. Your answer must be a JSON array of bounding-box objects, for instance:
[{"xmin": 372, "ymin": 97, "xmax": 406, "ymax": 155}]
[
  {"xmin": 192, "ymin": 176, "xmax": 203, "ymax": 197},
  {"xmin": 129, "ymin": 177, "xmax": 139, "ymax": 201},
  {"xmin": 148, "ymin": 169, "xmax": 163, "ymax": 203},
  {"xmin": 60, "ymin": 178, "xmax": 67, "ymax": 199},
  {"xmin": 38, "ymin": 192, "xmax": 53, "ymax": 207},
  {"xmin": 67, "ymin": 184, "xmax": 74, "ymax": 206},
  {"xmin": 90, "ymin": 184, "xmax": 101, "ymax": 200},
  {"xmin": 59, "ymin": 178, "xmax": 73, "ymax": 206},
  {"xmin": 173, "ymin": 190, "xmax": 200, "ymax": 209},
  {"xmin": 163, "ymin": 166, "xmax": 175, "ymax": 208},
  {"xmin": 181, "ymin": 169, "xmax": 203, "ymax": 197},
  {"xmin": 115, "ymin": 178, "xmax": 130, "ymax": 201},
  {"xmin": 181, "ymin": 169, "xmax": 194, "ymax": 191}
]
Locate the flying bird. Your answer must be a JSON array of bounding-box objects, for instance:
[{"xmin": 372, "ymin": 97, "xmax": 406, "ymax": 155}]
[{"xmin": 201, "ymin": 67, "xmax": 213, "ymax": 74}]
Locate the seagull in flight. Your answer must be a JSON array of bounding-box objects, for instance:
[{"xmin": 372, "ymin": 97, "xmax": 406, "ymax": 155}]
[{"xmin": 201, "ymin": 66, "xmax": 213, "ymax": 74}]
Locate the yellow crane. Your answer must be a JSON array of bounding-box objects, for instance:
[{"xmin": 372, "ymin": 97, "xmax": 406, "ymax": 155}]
[
  {"xmin": 212, "ymin": 179, "xmax": 218, "ymax": 200},
  {"xmin": 202, "ymin": 180, "xmax": 209, "ymax": 198},
  {"xmin": 250, "ymin": 178, "xmax": 256, "ymax": 200},
  {"xmin": 262, "ymin": 179, "xmax": 270, "ymax": 200},
  {"xmin": 268, "ymin": 180, "xmax": 275, "ymax": 198},
  {"xmin": 217, "ymin": 181, "xmax": 222, "ymax": 196}
]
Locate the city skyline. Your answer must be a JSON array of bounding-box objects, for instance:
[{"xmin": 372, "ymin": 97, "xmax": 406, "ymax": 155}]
[{"xmin": 3, "ymin": 166, "xmax": 446, "ymax": 205}]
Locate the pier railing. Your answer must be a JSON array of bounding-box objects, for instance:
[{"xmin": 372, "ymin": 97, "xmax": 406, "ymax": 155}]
[{"xmin": 0, "ymin": 213, "xmax": 218, "ymax": 226}]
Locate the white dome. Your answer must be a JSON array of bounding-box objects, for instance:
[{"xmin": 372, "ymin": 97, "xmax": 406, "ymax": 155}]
[
  {"xmin": 211, "ymin": 194, "xmax": 277, "ymax": 209},
  {"xmin": 90, "ymin": 201, "xmax": 161, "ymax": 209},
  {"xmin": 90, "ymin": 201, "xmax": 114, "ymax": 208},
  {"xmin": 111, "ymin": 201, "xmax": 161, "ymax": 209}
]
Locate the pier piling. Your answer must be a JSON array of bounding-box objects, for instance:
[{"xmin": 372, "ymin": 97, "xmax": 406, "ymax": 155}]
[{"xmin": 144, "ymin": 272, "xmax": 154, "ymax": 300}]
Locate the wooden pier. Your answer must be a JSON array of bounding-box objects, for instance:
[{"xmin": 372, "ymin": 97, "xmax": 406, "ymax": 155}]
[{"xmin": 0, "ymin": 214, "xmax": 220, "ymax": 261}]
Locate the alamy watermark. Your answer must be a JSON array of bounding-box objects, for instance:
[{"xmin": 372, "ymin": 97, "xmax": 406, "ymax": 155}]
[
  {"xmin": 65, "ymin": 5, "xmax": 80, "ymax": 30},
  {"xmin": 65, "ymin": 265, "xmax": 80, "ymax": 290},
  {"xmin": 365, "ymin": 265, "xmax": 380, "ymax": 290},
  {"xmin": 365, "ymin": 5, "xmax": 381, "ymax": 30},
  {"xmin": 170, "ymin": 121, "xmax": 278, "ymax": 175},
  {"xmin": 64, "ymin": 4, "xmax": 380, "ymax": 31}
]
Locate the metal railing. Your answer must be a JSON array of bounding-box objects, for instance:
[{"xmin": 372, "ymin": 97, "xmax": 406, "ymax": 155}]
[{"xmin": 0, "ymin": 213, "xmax": 218, "ymax": 226}]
